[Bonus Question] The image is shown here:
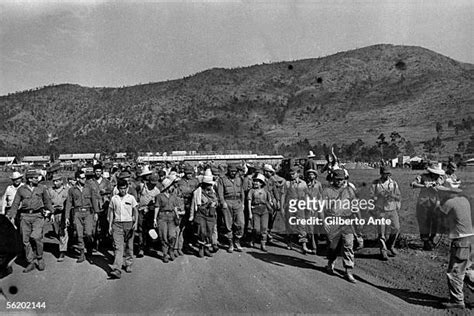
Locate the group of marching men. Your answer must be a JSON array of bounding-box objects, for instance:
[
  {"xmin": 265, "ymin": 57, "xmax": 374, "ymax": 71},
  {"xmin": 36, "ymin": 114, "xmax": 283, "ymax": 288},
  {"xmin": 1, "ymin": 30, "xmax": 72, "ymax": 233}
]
[{"xmin": 0, "ymin": 155, "xmax": 473, "ymax": 309}]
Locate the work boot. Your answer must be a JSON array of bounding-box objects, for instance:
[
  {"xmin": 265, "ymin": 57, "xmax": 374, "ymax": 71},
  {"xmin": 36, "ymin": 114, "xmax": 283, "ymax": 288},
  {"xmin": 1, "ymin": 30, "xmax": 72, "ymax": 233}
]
[
  {"xmin": 302, "ymin": 243, "xmax": 310, "ymax": 254},
  {"xmin": 198, "ymin": 246, "xmax": 205, "ymax": 258},
  {"xmin": 109, "ymin": 269, "xmax": 121, "ymax": 279},
  {"xmin": 212, "ymin": 244, "xmax": 219, "ymax": 253},
  {"xmin": 162, "ymin": 255, "xmax": 169, "ymax": 263},
  {"xmin": 235, "ymin": 240, "xmax": 243, "ymax": 252},
  {"xmin": 423, "ymin": 240, "xmax": 433, "ymax": 251},
  {"xmin": 137, "ymin": 249, "xmax": 144, "ymax": 258},
  {"xmin": 125, "ymin": 265, "xmax": 132, "ymax": 273},
  {"xmin": 77, "ymin": 250, "xmax": 85, "ymax": 263},
  {"xmin": 23, "ymin": 262, "xmax": 36, "ymax": 273},
  {"xmin": 177, "ymin": 249, "xmax": 184, "ymax": 256},
  {"xmin": 249, "ymin": 241, "xmax": 255, "ymax": 248},
  {"xmin": 325, "ymin": 261, "xmax": 335, "ymax": 275},
  {"xmin": 57, "ymin": 252, "xmax": 66, "ymax": 262},
  {"xmin": 345, "ymin": 270, "xmax": 356, "ymax": 283},
  {"xmin": 169, "ymin": 249, "xmax": 176, "ymax": 261},
  {"xmin": 204, "ymin": 247, "xmax": 213, "ymax": 257},
  {"xmin": 227, "ymin": 244, "xmax": 234, "ymax": 253},
  {"xmin": 380, "ymin": 249, "xmax": 389, "ymax": 261},
  {"xmin": 36, "ymin": 258, "xmax": 45, "ymax": 271},
  {"xmin": 388, "ymin": 247, "xmax": 399, "ymax": 257},
  {"xmin": 261, "ymin": 242, "xmax": 268, "ymax": 252}
]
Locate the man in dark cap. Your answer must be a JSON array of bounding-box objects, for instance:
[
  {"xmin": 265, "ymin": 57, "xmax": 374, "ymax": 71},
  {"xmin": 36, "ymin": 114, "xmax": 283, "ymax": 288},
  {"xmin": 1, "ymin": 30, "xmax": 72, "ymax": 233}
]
[
  {"xmin": 370, "ymin": 166, "xmax": 401, "ymax": 261},
  {"xmin": 281, "ymin": 166, "xmax": 309, "ymax": 252},
  {"xmin": 320, "ymin": 169, "xmax": 359, "ymax": 283},
  {"xmin": 217, "ymin": 163, "xmax": 245, "ymax": 252},
  {"xmin": 65, "ymin": 170, "xmax": 99, "ymax": 263},
  {"xmin": 174, "ymin": 165, "xmax": 200, "ymax": 255},
  {"xmin": 88, "ymin": 164, "xmax": 113, "ymax": 250},
  {"xmin": 9, "ymin": 170, "xmax": 54, "ymax": 272}
]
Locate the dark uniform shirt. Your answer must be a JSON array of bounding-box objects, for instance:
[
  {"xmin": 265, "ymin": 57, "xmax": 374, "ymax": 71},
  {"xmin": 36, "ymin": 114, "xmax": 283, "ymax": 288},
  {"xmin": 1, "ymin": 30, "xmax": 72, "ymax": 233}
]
[
  {"xmin": 10, "ymin": 184, "xmax": 53, "ymax": 214},
  {"xmin": 155, "ymin": 193, "xmax": 184, "ymax": 212},
  {"xmin": 217, "ymin": 175, "xmax": 245, "ymax": 205},
  {"xmin": 65, "ymin": 184, "xmax": 99, "ymax": 218}
]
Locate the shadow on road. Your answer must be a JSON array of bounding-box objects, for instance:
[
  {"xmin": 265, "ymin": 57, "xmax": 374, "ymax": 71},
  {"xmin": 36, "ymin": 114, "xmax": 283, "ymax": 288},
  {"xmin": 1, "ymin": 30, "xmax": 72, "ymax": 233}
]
[
  {"xmin": 246, "ymin": 250, "xmax": 324, "ymax": 272},
  {"xmin": 353, "ymin": 273, "xmax": 448, "ymax": 309}
]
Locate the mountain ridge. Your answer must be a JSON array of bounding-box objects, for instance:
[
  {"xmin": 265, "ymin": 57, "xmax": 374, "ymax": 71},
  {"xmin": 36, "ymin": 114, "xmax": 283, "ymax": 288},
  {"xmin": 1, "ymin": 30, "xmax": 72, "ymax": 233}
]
[{"xmin": 1, "ymin": 44, "xmax": 473, "ymax": 159}]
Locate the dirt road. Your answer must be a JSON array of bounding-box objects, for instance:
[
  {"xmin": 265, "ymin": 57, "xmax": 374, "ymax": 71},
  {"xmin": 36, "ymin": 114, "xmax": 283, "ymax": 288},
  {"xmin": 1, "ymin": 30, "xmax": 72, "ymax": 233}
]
[{"xmin": 0, "ymin": 240, "xmax": 440, "ymax": 315}]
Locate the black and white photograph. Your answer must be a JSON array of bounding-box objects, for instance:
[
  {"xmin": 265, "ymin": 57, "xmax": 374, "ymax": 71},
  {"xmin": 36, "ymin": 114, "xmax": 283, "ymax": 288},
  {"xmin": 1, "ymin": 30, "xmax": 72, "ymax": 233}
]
[{"xmin": 0, "ymin": 0, "xmax": 473, "ymax": 314}]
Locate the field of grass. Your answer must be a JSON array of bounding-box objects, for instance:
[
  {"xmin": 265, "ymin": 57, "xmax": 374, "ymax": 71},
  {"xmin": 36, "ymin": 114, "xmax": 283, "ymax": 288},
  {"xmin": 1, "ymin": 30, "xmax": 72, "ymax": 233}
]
[{"xmin": 348, "ymin": 168, "xmax": 474, "ymax": 237}]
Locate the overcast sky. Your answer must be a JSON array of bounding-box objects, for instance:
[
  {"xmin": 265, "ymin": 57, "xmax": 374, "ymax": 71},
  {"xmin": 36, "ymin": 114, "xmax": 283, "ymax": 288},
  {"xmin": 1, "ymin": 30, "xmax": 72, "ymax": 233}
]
[{"xmin": 1, "ymin": 0, "xmax": 473, "ymax": 95}]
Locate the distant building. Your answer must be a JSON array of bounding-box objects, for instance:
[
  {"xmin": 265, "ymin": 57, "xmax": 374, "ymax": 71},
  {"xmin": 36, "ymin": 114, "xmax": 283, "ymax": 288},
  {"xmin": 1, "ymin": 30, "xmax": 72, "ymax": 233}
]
[
  {"xmin": 22, "ymin": 155, "xmax": 50, "ymax": 164},
  {"xmin": 0, "ymin": 156, "xmax": 17, "ymax": 166},
  {"xmin": 58, "ymin": 153, "xmax": 100, "ymax": 163}
]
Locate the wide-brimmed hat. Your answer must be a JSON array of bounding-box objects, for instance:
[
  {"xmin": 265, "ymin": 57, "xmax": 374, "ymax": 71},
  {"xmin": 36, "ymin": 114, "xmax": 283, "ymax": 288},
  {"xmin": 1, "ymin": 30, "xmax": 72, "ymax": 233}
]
[
  {"xmin": 305, "ymin": 169, "xmax": 318, "ymax": 175},
  {"xmin": 199, "ymin": 169, "xmax": 214, "ymax": 185},
  {"xmin": 437, "ymin": 181, "xmax": 462, "ymax": 193},
  {"xmin": 52, "ymin": 174, "xmax": 62, "ymax": 181},
  {"xmin": 162, "ymin": 177, "xmax": 176, "ymax": 191},
  {"xmin": 10, "ymin": 171, "xmax": 23, "ymax": 180},
  {"xmin": 263, "ymin": 164, "xmax": 275, "ymax": 173},
  {"xmin": 308, "ymin": 151, "xmax": 316, "ymax": 158},
  {"xmin": 427, "ymin": 162, "xmax": 445, "ymax": 176},
  {"xmin": 139, "ymin": 165, "xmax": 152, "ymax": 177},
  {"xmin": 253, "ymin": 173, "xmax": 266, "ymax": 185},
  {"xmin": 118, "ymin": 171, "xmax": 132, "ymax": 179}
]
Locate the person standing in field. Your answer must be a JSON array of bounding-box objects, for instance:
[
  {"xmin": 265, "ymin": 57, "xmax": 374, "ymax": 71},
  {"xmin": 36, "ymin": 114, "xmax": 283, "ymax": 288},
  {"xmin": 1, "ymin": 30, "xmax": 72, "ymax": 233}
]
[
  {"xmin": 370, "ymin": 166, "xmax": 401, "ymax": 261},
  {"xmin": 435, "ymin": 182, "xmax": 473, "ymax": 309},
  {"xmin": 411, "ymin": 163, "xmax": 445, "ymax": 250}
]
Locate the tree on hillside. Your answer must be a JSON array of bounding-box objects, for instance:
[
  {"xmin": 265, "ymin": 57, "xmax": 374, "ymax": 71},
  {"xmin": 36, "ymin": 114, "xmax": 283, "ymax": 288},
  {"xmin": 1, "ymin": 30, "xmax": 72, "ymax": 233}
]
[
  {"xmin": 404, "ymin": 141, "xmax": 416, "ymax": 156},
  {"xmin": 457, "ymin": 141, "xmax": 465, "ymax": 153},
  {"xmin": 376, "ymin": 133, "xmax": 388, "ymax": 159}
]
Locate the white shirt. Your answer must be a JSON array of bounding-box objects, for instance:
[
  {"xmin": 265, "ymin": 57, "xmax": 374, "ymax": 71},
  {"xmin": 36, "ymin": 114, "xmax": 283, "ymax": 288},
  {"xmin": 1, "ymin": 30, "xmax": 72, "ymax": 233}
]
[
  {"xmin": 109, "ymin": 194, "xmax": 138, "ymax": 222},
  {"xmin": 1, "ymin": 183, "xmax": 23, "ymax": 214}
]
